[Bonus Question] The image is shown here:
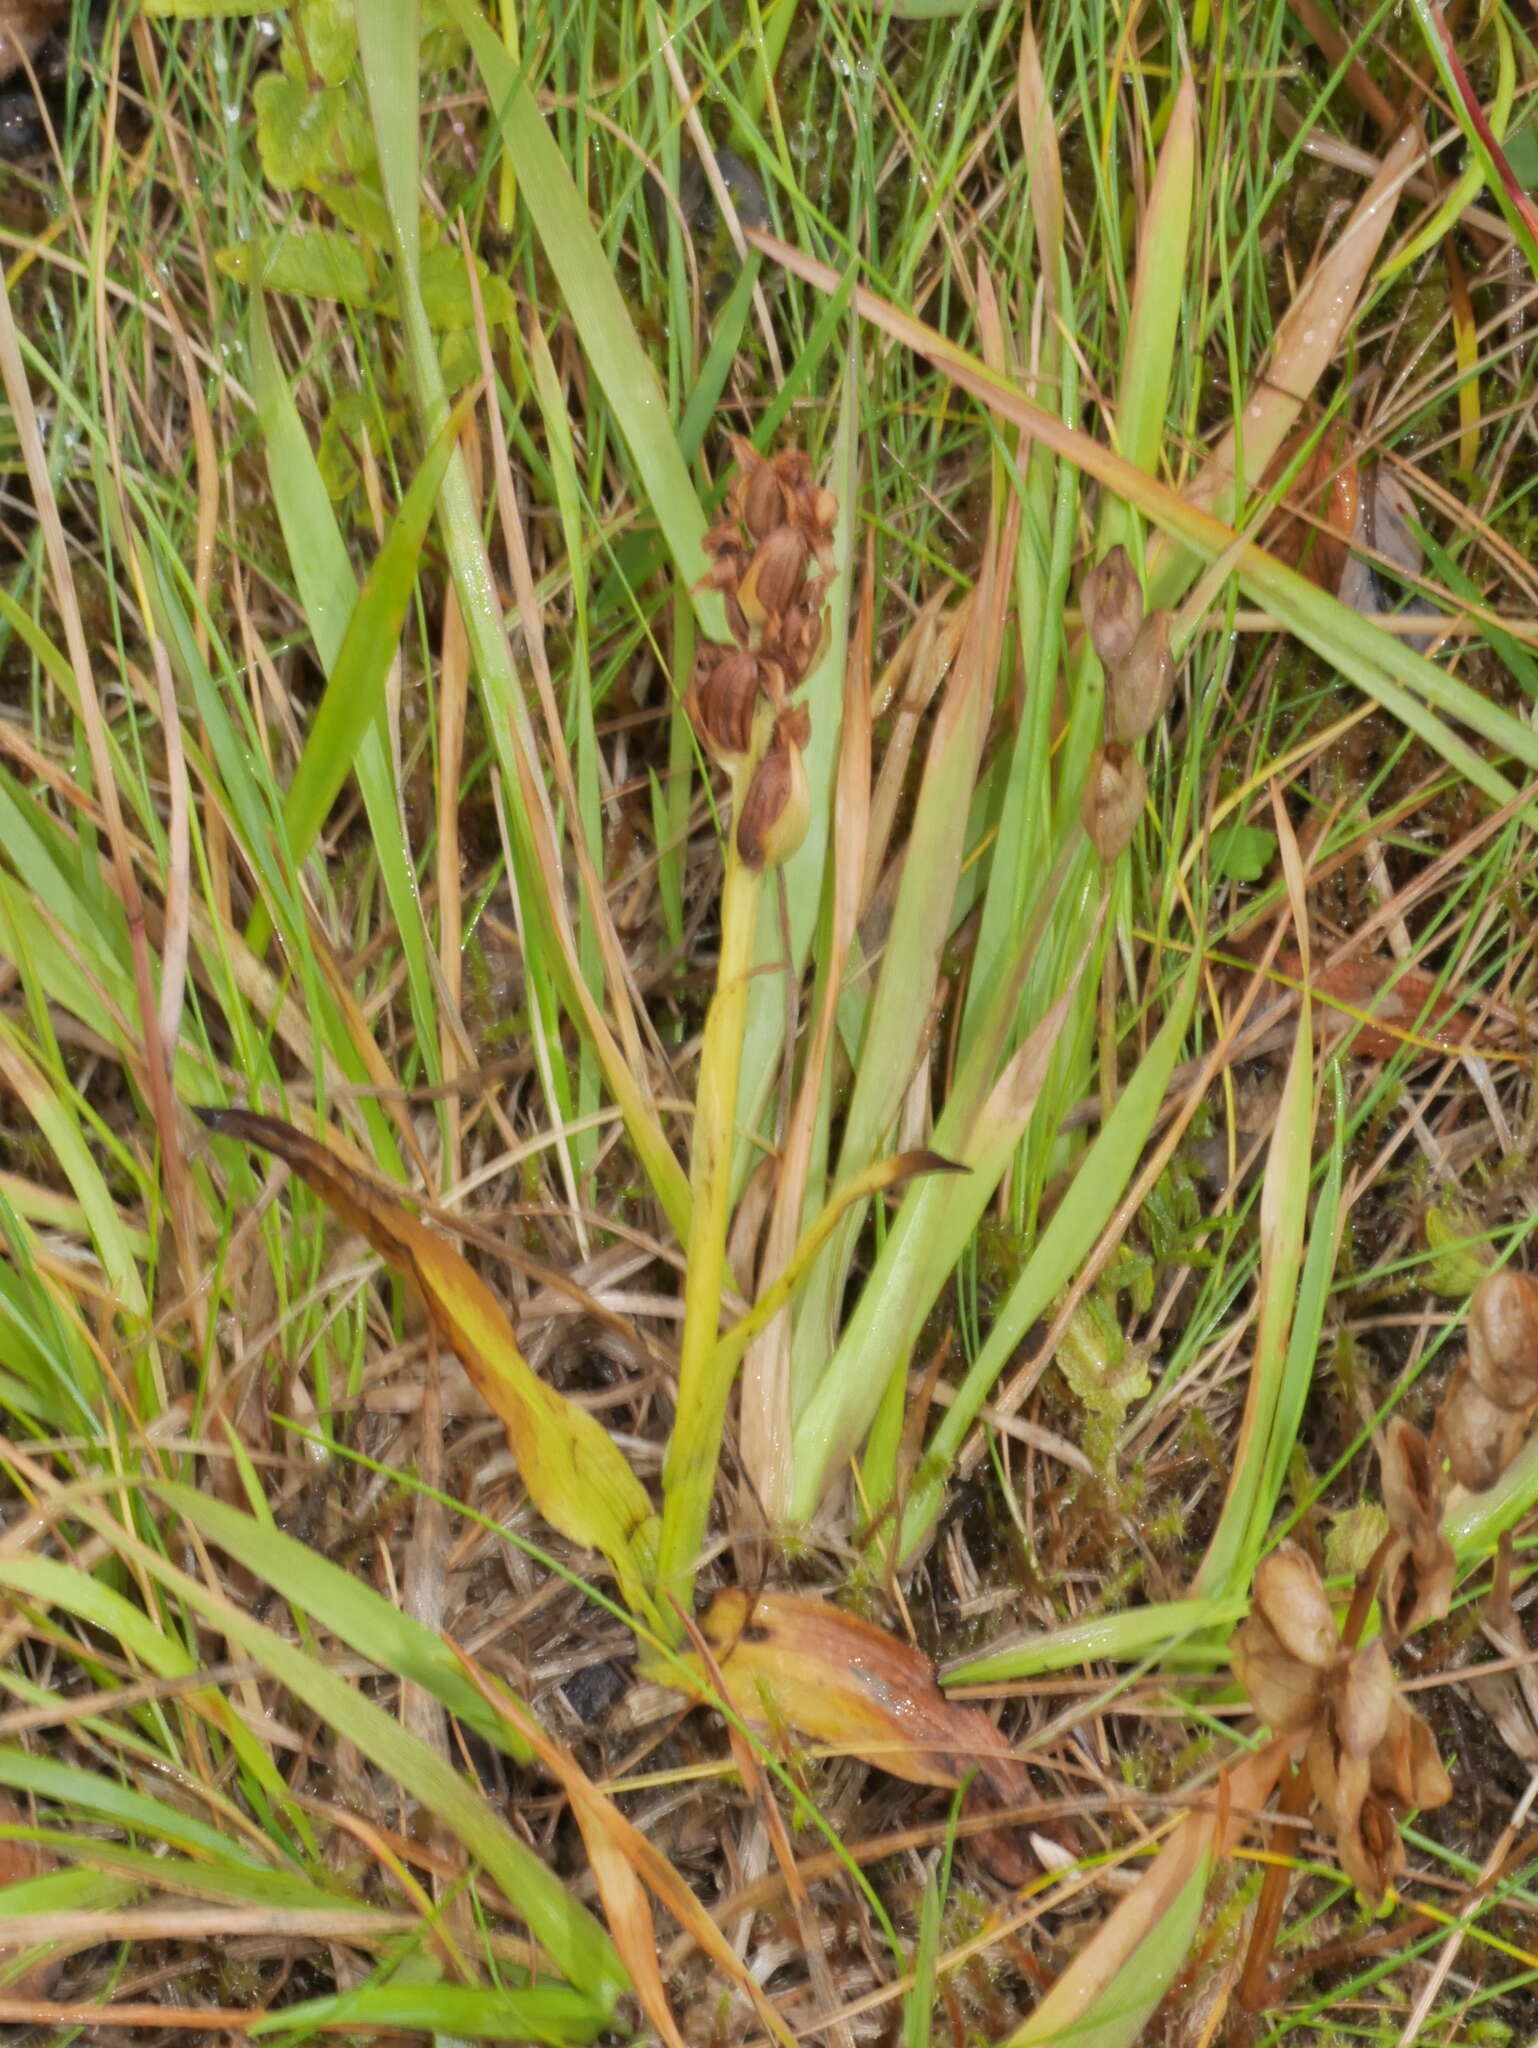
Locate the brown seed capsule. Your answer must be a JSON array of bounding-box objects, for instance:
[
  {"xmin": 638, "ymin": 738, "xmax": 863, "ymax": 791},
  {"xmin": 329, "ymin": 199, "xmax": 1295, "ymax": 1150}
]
[
  {"xmin": 1081, "ymin": 742, "xmax": 1146, "ymax": 862},
  {"xmin": 736, "ymin": 730, "xmax": 810, "ymax": 869},
  {"xmin": 1108, "ymin": 607, "xmax": 1175, "ymax": 743},
  {"xmin": 1081, "ymin": 544, "xmax": 1144, "ymax": 665},
  {"xmin": 739, "ymin": 454, "xmax": 785, "ymax": 543},
  {"xmin": 1334, "ymin": 1639, "xmax": 1395, "ymax": 1761},
  {"xmin": 739, "ymin": 526, "xmax": 809, "ymax": 626},
  {"xmin": 692, "ymin": 647, "xmax": 761, "ymax": 761},
  {"xmin": 1254, "ymin": 1543, "xmax": 1338, "ymax": 1671},
  {"xmin": 1467, "ymin": 1269, "xmax": 1538, "ymax": 1411},
  {"xmin": 1438, "ymin": 1358, "xmax": 1533, "ymax": 1492},
  {"xmin": 1229, "ymin": 1613, "xmax": 1322, "ymax": 1733}
]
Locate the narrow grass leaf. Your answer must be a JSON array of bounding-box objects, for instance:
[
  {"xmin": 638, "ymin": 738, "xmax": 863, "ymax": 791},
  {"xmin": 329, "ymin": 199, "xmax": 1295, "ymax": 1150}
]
[
  {"xmin": 750, "ymin": 230, "xmax": 1538, "ymax": 811},
  {"xmin": 194, "ymin": 1110, "xmax": 660, "ymax": 1616},
  {"xmin": 154, "ymin": 1483, "xmax": 535, "ymax": 1766},
  {"xmin": 719, "ymin": 1150, "xmax": 963, "ymax": 1381},
  {"xmin": 1005, "ymin": 1742, "xmax": 1288, "ymax": 2048},
  {"xmin": 448, "ymin": 0, "xmax": 719, "ymax": 629},
  {"xmin": 248, "ymin": 1984, "xmax": 608, "ymax": 2044},
  {"xmin": 1101, "ymin": 70, "xmax": 1195, "ymax": 550},
  {"xmin": 896, "ymin": 954, "xmax": 1200, "ymax": 1562},
  {"xmin": 947, "ymin": 1594, "xmax": 1246, "ymax": 1686},
  {"xmin": 278, "ymin": 401, "xmax": 466, "ymax": 881},
  {"xmin": 0, "ymin": 1749, "xmax": 254, "ymax": 1865},
  {"xmin": 792, "ymin": 989, "xmax": 1073, "ymax": 1517},
  {"xmin": 64, "ymin": 1492, "xmax": 629, "ymax": 2012},
  {"xmin": 1192, "ymin": 813, "xmax": 1315, "ymax": 1600}
]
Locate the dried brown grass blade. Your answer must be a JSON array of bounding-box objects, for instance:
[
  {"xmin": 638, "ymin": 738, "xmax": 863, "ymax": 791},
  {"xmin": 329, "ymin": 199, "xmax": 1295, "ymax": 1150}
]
[{"xmin": 449, "ymin": 1644, "xmax": 800, "ymax": 2048}]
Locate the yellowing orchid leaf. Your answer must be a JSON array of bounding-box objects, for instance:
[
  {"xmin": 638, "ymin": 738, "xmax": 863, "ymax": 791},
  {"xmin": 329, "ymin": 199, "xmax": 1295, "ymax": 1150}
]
[
  {"xmin": 681, "ymin": 1588, "xmax": 1032, "ymax": 1810},
  {"xmin": 195, "ymin": 1109, "xmax": 659, "ymax": 1613}
]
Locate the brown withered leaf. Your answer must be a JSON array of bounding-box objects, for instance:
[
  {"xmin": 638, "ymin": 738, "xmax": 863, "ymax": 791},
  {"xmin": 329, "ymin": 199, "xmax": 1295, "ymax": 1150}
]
[
  {"xmin": 194, "ymin": 1110, "xmax": 659, "ymax": 1612},
  {"xmin": 1275, "ymin": 950, "xmax": 1477, "ymax": 1061}
]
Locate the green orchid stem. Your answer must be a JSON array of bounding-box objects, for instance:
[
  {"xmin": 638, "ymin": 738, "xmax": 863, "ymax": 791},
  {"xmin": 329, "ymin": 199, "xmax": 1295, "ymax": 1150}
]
[{"xmin": 654, "ymin": 807, "xmax": 764, "ymax": 1634}]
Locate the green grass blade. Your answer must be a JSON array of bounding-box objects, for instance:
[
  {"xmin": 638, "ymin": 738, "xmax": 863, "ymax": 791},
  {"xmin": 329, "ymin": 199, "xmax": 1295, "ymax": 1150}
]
[
  {"xmin": 448, "ymin": 0, "xmax": 720, "ymax": 633},
  {"xmin": 75, "ymin": 1495, "xmax": 630, "ymax": 2013},
  {"xmin": 276, "ymin": 403, "xmax": 465, "ymax": 881},
  {"xmin": 895, "ymin": 953, "xmax": 1201, "ymax": 1563},
  {"xmin": 1191, "ymin": 995, "xmax": 1316, "ymax": 1600},
  {"xmin": 154, "ymin": 1483, "xmax": 536, "ymax": 1767}
]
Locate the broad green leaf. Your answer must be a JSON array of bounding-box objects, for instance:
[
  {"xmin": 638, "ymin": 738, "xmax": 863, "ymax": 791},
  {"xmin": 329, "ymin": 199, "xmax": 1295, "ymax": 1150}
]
[
  {"xmin": 1210, "ymin": 821, "xmax": 1277, "ymax": 883},
  {"xmin": 217, "ymin": 231, "xmax": 374, "ymax": 304}
]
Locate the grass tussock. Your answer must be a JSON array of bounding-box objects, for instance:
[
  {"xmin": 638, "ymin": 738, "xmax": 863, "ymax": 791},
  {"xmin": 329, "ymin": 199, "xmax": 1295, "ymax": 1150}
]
[{"xmin": 0, "ymin": 1, "xmax": 1535, "ymax": 2042}]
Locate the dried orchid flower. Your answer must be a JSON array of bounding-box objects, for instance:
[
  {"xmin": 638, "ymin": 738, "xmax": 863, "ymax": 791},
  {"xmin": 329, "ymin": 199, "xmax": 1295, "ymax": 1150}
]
[
  {"xmin": 1435, "ymin": 1269, "xmax": 1538, "ymax": 1494},
  {"xmin": 687, "ymin": 440, "xmax": 835, "ymax": 784},
  {"xmin": 1107, "ymin": 608, "xmax": 1174, "ymax": 743},
  {"xmin": 1082, "ymin": 741, "xmax": 1146, "ymax": 861},
  {"xmin": 1230, "ymin": 1543, "xmax": 1451, "ymax": 1906},
  {"xmin": 1378, "ymin": 1420, "xmax": 1454, "ymax": 1643},
  {"xmin": 1080, "ymin": 544, "xmax": 1144, "ymax": 664}
]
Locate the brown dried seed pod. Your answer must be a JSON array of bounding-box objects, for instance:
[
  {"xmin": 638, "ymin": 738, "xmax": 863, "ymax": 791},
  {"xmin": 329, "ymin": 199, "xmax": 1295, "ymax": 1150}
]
[
  {"xmin": 1081, "ymin": 544, "xmax": 1144, "ymax": 665},
  {"xmin": 1438, "ymin": 1358, "xmax": 1534, "ymax": 1492},
  {"xmin": 1254, "ymin": 1543, "xmax": 1338, "ymax": 1670},
  {"xmin": 693, "ymin": 648, "xmax": 761, "ymax": 760},
  {"xmin": 739, "ymin": 526, "xmax": 810, "ymax": 625},
  {"xmin": 736, "ymin": 731, "xmax": 810, "ymax": 869},
  {"xmin": 740, "ymin": 457, "xmax": 784, "ymax": 543},
  {"xmin": 1081, "ymin": 742, "xmax": 1146, "ymax": 862},
  {"xmin": 1108, "ymin": 608, "xmax": 1175, "ymax": 743},
  {"xmin": 1229, "ymin": 1614, "xmax": 1322, "ymax": 1733},
  {"xmin": 1333, "ymin": 1640, "xmax": 1395, "ymax": 1761},
  {"xmin": 1467, "ymin": 1269, "xmax": 1538, "ymax": 1411}
]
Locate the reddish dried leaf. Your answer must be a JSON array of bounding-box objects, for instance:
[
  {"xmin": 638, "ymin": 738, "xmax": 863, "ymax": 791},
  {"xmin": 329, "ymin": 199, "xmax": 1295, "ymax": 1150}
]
[
  {"xmin": 1276, "ymin": 951, "xmax": 1476, "ymax": 1060},
  {"xmin": 689, "ymin": 1589, "xmax": 1030, "ymax": 1804},
  {"xmin": 1262, "ymin": 426, "xmax": 1359, "ymax": 596}
]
